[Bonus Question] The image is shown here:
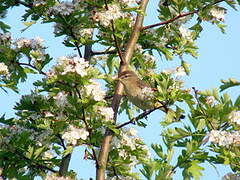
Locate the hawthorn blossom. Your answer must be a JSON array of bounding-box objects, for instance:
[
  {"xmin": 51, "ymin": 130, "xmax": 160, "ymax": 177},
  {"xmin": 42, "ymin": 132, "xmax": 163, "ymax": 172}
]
[
  {"xmin": 43, "ymin": 151, "xmax": 54, "ymax": 159},
  {"xmin": 15, "ymin": 37, "xmax": 32, "ymax": 49},
  {"xmin": 33, "ymin": 0, "xmax": 46, "ymax": 7},
  {"xmin": 210, "ymin": 8, "xmax": 225, "ymax": 21},
  {"xmin": 175, "ymin": 66, "xmax": 186, "ymax": 77},
  {"xmin": 62, "ymin": 125, "xmax": 89, "ymax": 145},
  {"xmin": 48, "ymin": 2, "xmax": 75, "ymax": 16},
  {"xmin": 0, "ymin": 62, "xmax": 9, "ymax": 75},
  {"xmin": 93, "ymin": 4, "xmax": 127, "ymax": 26},
  {"xmin": 179, "ymin": 26, "xmax": 193, "ymax": 41},
  {"xmin": 206, "ymin": 96, "xmax": 216, "ymax": 105},
  {"xmin": 53, "ymin": 91, "xmax": 68, "ymax": 107},
  {"xmin": 229, "ymin": 111, "xmax": 240, "ymax": 125},
  {"xmin": 98, "ymin": 107, "xmax": 114, "ymax": 122},
  {"xmin": 209, "ymin": 130, "xmax": 240, "ymax": 147},
  {"xmin": 119, "ymin": 0, "xmax": 137, "ymax": 7},
  {"xmin": 57, "ymin": 56, "xmax": 89, "ymax": 76},
  {"xmin": 85, "ymin": 80, "xmax": 106, "ymax": 101},
  {"xmin": 46, "ymin": 174, "xmax": 74, "ymax": 180},
  {"xmin": 0, "ymin": 32, "xmax": 11, "ymax": 46}
]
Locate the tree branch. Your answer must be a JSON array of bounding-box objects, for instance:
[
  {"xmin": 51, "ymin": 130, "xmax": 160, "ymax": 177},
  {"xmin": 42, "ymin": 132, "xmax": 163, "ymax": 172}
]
[
  {"xmin": 104, "ymin": 0, "xmax": 125, "ymax": 64},
  {"xmin": 14, "ymin": 0, "xmax": 33, "ymax": 8},
  {"xmin": 96, "ymin": 0, "xmax": 149, "ymax": 179},
  {"xmin": 143, "ymin": 0, "xmax": 225, "ymax": 30},
  {"xmin": 117, "ymin": 107, "xmax": 159, "ymax": 129}
]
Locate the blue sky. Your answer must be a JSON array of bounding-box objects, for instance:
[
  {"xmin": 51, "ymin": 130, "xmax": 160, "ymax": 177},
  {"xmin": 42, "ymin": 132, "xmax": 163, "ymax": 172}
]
[{"xmin": 1, "ymin": 0, "xmax": 240, "ymax": 179}]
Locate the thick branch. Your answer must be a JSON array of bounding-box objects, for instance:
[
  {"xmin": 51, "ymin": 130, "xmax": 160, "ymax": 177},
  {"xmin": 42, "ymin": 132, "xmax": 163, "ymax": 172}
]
[
  {"xmin": 143, "ymin": 0, "xmax": 225, "ymax": 30},
  {"xmin": 96, "ymin": 1, "xmax": 149, "ymax": 179}
]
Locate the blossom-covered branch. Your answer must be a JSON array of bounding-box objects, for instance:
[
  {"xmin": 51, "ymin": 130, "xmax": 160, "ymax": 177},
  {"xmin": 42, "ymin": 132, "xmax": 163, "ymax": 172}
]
[{"xmin": 143, "ymin": 0, "xmax": 225, "ymax": 30}]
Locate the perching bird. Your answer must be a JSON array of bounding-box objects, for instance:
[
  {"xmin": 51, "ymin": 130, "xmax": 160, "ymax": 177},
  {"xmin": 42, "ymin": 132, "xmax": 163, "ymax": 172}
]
[
  {"xmin": 117, "ymin": 70, "xmax": 185, "ymax": 119},
  {"xmin": 118, "ymin": 70, "xmax": 158, "ymax": 110}
]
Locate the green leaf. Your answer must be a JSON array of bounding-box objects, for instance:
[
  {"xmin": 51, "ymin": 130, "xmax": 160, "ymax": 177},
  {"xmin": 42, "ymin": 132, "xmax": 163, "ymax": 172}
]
[
  {"xmin": 220, "ymin": 78, "xmax": 240, "ymax": 91},
  {"xmin": 185, "ymin": 160, "xmax": 204, "ymax": 180},
  {"xmin": 21, "ymin": 21, "xmax": 36, "ymax": 32}
]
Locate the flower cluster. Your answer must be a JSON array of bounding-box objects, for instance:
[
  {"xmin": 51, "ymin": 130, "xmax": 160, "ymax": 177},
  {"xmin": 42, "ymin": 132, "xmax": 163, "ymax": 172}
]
[
  {"xmin": 0, "ymin": 32, "xmax": 11, "ymax": 46},
  {"xmin": 45, "ymin": 174, "xmax": 74, "ymax": 180},
  {"xmin": 62, "ymin": 125, "xmax": 89, "ymax": 145},
  {"xmin": 111, "ymin": 128, "xmax": 151, "ymax": 169},
  {"xmin": 209, "ymin": 130, "xmax": 240, "ymax": 147},
  {"xmin": 73, "ymin": 27, "xmax": 94, "ymax": 38},
  {"xmin": 57, "ymin": 56, "xmax": 89, "ymax": 76},
  {"xmin": 0, "ymin": 62, "xmax": 9, "ymax": 76},
  {"xmin": 15, "ymin": 36, "xmax": 44, "ymax": 49},
  {"xmin": 85, "ymin": 80, "xmax": 106, "ymax": 101},
  {"xmin": 98, "ymin": 107, "xmax": 114, "ymax": 122},
  {"xmin": 33, "ymin": 0, "xmax": 46, "ymax": 7},
  {"xmin": 119, "ymin": 0, "xmax": 138, "ymax": 7},
  {"xmin": 53, "ymin": 91, "xmax": 69, "ymax": 108},
  {"xmin": 210, "ymin": 7, "xmax": 225, "ymax": 21},
  {"xmin": 14, "ymin": 37, "xmax": 46, "ymax": 64},
  {"xmin": 229, "ymin": 110, "xmax": 240, "ymax": 125},
  {"xmin": 205, "ymin": 96, "xmax": 216, "ymax": 105},
  {"xmin": 93, "ymin": 4, "xmax": 128, "ymax": 26},
  {"xmin": 179, "ymin": 26, "xmax": 193, "ymax": 41},
  {"xmin": 0, "ymin": 124, "xmax": 52, "ymax": 148},
  {"xmin": 175, "ymin": 66, "xmax": 187, "ymax": 77},
  {"xmin": 48, "ymin": 2, "xmax": 75, "ymax": 16}
]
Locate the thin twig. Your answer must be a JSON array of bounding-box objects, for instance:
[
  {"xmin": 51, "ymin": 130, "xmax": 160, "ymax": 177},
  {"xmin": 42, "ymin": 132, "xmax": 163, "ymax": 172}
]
[
  {"xmin": 117, "ymin": 107, "xmax": 159, "ymax": 129},
  {"xmin": 75, "ymin": 87, "xmax": 99, "ymax": 168},
  {"xmin": 103, "ymin": 0, "xmax": 125, "ymax": 64},
  {"xmin": 143, "ymin": 0, "xmax": 225, "ymax": 30},
  {"xmin": 19, "ymin": 62, "xmax": 47, "ymax": 76}
]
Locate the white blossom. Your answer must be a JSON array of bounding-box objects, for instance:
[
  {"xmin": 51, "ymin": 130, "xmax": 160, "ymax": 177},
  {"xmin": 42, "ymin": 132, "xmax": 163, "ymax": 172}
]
[
  {"xmin": 53, "ymin": 91, "xmax": 68, "ymax": 107},
  {"xmin": 206, "ymin": 96, "xmax": 216, "ymax": 105},
  {"xmin": 43, "ymin": 151, "xmax": 54, "ymax": 159},
  {"xmin": 85, "ymin": 80, "xmax": 106, "ymax": 101},
  {"xmin": 229, "ymin": 111, "xmax": 240, "ymax": 125},
  {"xmin": 62, "ymin": 125, "xmax": 89, "ymax": 145},
  {"xmin": 210, "ymin": 8, "xmax": 225, "ymax": 21},
  {"xmin": 162, "ymin": 68, "xmax": 175, "ymax": 75},
  {"xmin": 0, "ymin": 62, "xmax": 9, "ymax": 75},
  {"xmin": 57, "ymin": 56, "xmax": 89, "ymax": 76},
  {"xmin": 33, "ymin": 0, "xmax": 46, "ymax": 6},
  {"xmin": 175, "ymin": 66, "xmax": 186, "ymax": 77},
  {"xmin": 128, "ymin": 127, "xmax": 137, "ymax": 136},
  {"xmin": 93, "ymin": 4, "xmax": 127, "ymax": 26},
  {"xmin": 0, "ymin": 32, "xmax": 11, "ymax": 46},
  {"xmin": 119, "ymin": 0, "xmax": 137, "ymax": 7},
  {"xmin": 44, "ymin": 111, "xmax": 54, "ymax": 117},
  {"xmin": 209, "ymin": 130, "xmax": 240, "ymax": 147},
  {"xmin": 46, "ymin": 174, "xmax": 74, "ymax": 180},
  {"xmin": 15, "ymin": 37, "xmax": 32, "ymax": 49},
  {"xmin": 48, "ymin": 2, "xmax": 75, "ymax": 16},
  {"xmin": 179, "ymin": 26, "xmax": 193, "ymax": 41},
  {"xmin": 98, "ymin": 107, "xmax": 114, "ymax": 122}
]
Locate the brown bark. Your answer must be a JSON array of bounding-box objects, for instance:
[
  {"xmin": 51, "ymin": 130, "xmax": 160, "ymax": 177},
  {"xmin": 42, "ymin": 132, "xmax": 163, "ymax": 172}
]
[{"xmin": 96, "ymin": 0, "xmax": 149, "ymax": 179}]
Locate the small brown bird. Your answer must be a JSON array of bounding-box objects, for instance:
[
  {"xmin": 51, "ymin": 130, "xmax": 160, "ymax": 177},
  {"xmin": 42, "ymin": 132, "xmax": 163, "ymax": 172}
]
[
  {"xmin": 118, "ymin": 70, "xmax": 156, "ymax": 110},
  {"xmin": 118, "ymin": 70, "xmax": 185, "ymax": 119}
]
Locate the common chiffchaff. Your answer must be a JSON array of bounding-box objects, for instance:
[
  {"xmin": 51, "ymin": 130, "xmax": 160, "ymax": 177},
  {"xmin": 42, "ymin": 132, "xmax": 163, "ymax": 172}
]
[{"xmin": 118, "ymin": 70, "xmax": 155, "ymax": 110}]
